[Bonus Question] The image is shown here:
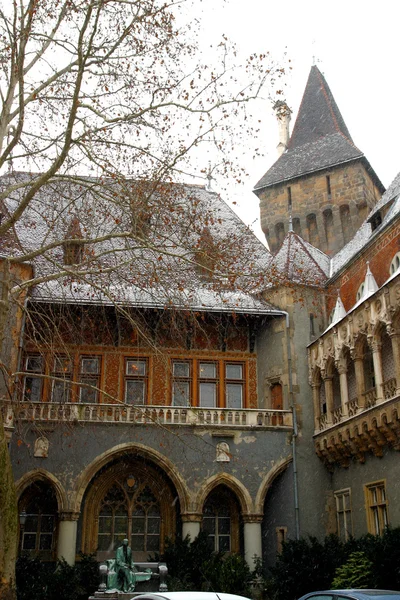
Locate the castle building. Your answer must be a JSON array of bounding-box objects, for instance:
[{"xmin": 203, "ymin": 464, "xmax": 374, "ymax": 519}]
[{"xmin": 1, "ymin": 65, "xmax": 400, "ymax": 573}]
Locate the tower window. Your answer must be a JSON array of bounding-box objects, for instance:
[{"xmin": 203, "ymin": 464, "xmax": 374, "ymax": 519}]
[
  {"xmin": 287, "ymin": 187, "xmax": 292, "ymax": 211},
  {"xmin": 326, "ymin": 175, "xmax": 332, "ymax": 197}
]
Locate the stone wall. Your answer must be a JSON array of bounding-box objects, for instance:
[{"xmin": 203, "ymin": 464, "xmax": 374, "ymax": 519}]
[{"xmin": 257, "ymin": 160, "xmax": 381, "ymax": 255}]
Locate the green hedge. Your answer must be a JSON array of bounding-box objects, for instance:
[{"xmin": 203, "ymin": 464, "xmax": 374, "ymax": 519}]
[
  {"xmin": 265, "ymin": 528, "xmax": 400, "ymax": 600},
  {"xmin": 16, "ymin": 553, "xmax": 98, "ymax": 600}
]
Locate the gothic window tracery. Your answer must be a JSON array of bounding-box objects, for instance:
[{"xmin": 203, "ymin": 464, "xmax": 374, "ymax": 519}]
[{"xmin": 19, "ymin": 481, "xmax": 58, "ymax": 558}]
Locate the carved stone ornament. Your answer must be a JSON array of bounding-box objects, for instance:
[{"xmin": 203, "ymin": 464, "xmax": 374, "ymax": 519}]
[
  {"xmin": 395, "ymin": 284, "xmax": 400, "ymax": 300},
  {"xmin": 375, "ymin": 299, "xmax": 382, "ymax": 314},
  {"xmin": 341, "ymin": 325, "xmax": 348, "ymax": 342},
  {"xmin": 216, "ymin": 441, "xmax": 231, "ymax": 462},
  {"xmin": 34, "ymin": 436, "xmax": 49, "ymax": 458}
]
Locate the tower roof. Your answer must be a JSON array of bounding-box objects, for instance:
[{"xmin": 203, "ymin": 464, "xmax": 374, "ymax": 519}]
[{"xmin": 254, "ymin": 66, "xmax": 383, "ymax": 192}]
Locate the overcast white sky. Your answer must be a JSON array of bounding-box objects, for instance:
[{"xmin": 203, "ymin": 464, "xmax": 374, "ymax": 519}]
[{"xmin": 193, "ymin": 0, "xmax": 400, "ymax": 244}]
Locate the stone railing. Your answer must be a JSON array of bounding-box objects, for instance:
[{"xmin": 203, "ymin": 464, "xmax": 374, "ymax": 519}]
[
  {"xmin": 384, "ymin": 377, "xmax": 397, "ymax": 399},
  {"xmin": 1, "ymin": 401, "xmax": 293, "ymax": 430},
  {"xmin": 363, "ymin": 387, "xmax": 378, "ymax": 408},
  {"xmin": 347, "ymin": 397, "xmax": 359, "ymax": 417}
]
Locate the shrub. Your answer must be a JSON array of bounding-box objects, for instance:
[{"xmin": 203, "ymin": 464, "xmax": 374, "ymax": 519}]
[
  {"xmin": 16, "ymin": 553, "xmax": 98, "ymax": 600},
  {"xmin": 332, "ymin": 551, "xmax": 373, "ymax": 589}
]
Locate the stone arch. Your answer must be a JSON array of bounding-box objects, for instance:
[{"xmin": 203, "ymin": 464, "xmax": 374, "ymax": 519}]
[
  {"xmin": 72, "ymin": 443, "xmax": 190, "ymax": 515},
  {"xmin": 254, "ymin": 455, "xmax": 293, "ymax": 513},
  {"xmin": 195, "ymin": 472, "xmax": 253, "ymax": 516},
  {"xmin": 15, "ymin": 469, "xmax": 68, "ymax": 513}
]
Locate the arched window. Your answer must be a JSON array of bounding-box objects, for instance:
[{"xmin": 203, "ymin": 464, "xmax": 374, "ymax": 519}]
[
  {"xmin": 19, "ymin": 481, "xmax": 58, "ymax": 558},
  {"xmin": 202, "ymin": 486, "xmax": 240, "ymax": 554},
  {"xmin": 390, "ymin": 252, "xmax": 400, "ymax": 276},
  {"xmin": 96, "ymin": 482, "xmax": 161, "ymax": 557}
]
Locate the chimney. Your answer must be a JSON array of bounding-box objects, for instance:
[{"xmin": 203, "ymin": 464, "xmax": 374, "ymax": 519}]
[{"xmin": 273, "ymin": 100, "xmax": 291, "ymax": 157}]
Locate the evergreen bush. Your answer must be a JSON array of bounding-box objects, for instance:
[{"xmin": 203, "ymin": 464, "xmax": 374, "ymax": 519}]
[{"xmin": 331, "ymin": 551, "xmax": 373, "ymax": 589}]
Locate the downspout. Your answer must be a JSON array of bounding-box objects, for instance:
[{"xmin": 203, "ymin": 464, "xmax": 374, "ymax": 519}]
[{"xmin": 282, "ymin": 310, "xmax": 300, "ymax": 539}]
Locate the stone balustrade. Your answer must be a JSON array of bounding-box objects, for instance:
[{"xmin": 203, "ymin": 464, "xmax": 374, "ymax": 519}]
[{"xmin": 1, "ymin": 401, "xmax": 293, "ymax": 430}]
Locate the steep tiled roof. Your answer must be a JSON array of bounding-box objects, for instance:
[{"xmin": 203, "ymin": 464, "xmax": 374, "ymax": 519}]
[
  {"xmin": 254, "ymin": 66, "xmax": 382, "ymax": 191},
  {"xmin": 269, "ymin": 230, "xmax": 329, "ymax": 286},
  {"xmin": 0, "ymin": 172, "xmax": 281, "ymax": 316}
]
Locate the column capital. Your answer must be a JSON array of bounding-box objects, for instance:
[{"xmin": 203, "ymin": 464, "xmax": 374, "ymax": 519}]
[
  {"xmin": 242, "ymin": 513, "xmax": 263, "ymax": 524},
  {"xmin": 181, "ymin": 512, "xmax": 203, "ymax": 523},
  {"xmin": 59, "ymin": 511, "xmax": 80, "ymax": 522}
]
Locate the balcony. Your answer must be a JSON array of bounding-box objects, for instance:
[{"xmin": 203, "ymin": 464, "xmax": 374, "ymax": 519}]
[
  {"xmin": 314, "ymin": 390, "xmax": 400, "ymax": 468},
  {"xmin": 309, "ymin": 272, "xmax": 400, "ymax": 468},
  {"xmin": 1, "ymin": 401, "xmax": 293, "ymax": 430}
]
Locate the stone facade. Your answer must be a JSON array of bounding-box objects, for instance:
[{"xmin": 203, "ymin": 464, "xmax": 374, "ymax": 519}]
[{"xmin": 257, "ymin": 161, "xmax": 381, "ymax": 255}]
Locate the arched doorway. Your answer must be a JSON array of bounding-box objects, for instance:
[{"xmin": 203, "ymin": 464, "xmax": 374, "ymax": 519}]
[{"xmin": 81, "ymin": 456, "xmax": 178, "ymax": 561}]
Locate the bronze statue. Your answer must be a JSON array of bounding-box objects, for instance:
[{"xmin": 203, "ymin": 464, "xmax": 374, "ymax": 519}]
[{"xmin": 105, "ymin": 539, "xmax": 151, "ymax": 593}]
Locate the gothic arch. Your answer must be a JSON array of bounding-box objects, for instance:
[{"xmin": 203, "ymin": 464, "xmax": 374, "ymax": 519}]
[
  {"xmin": 72, "ymin": 443, "xmax": 190, "ymax": 514},
  {"xmin": 15, "ymin": 469, "xmax": 68, "ymax": 513},
  {"xmin": 254, "ymin": 455, "xmax": 293, "ymax": 513},
  {"xmin": 195, "ymin": 473, "xmax": 253, "ymax": 516}
]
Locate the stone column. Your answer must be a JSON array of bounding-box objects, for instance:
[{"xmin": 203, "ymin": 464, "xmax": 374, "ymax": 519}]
[
  {"xmin": 181, "ymin": 513, "xmax": 202, "ymax": 542},
  {"xmin": 338, "ymin": 365, "xmax": 349, "ymax": 418},
  {"xmin": 389, "ymin": 332, "xmax": 400, "ymax": 394},
  {"xmin": 370, "ymin": 340, "xmax": 384, "ymax": 403},
  {"xmin": 311, "ymin": 383, "xmax": 321, "ymax": 430},
  {"xmin": 57, "ymin": 511, "xmax": 79, "ymax": 565},
  {"xmin": 353, "ymin": 353, "xmax": 366, "ymax": 408},
  {"xmin": 243, "ymin": 515, "xmax": 263, "ymax": 571},
  {"xmin": 323, "ymin": 375, "xmax": 334, "ymax": 423}
]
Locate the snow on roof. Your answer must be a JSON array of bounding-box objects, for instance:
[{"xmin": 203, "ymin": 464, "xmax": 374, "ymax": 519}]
[
  {"xmin": 330, "ymin": 171, "xmax": 400, "ymax": 277},
  {"xmin": 268, "ymin": 230, "xmax": 329, "ymax": 286},
  {"xmin": 0, "ymin": 172, "xmax": 280, "ymax": 315}
]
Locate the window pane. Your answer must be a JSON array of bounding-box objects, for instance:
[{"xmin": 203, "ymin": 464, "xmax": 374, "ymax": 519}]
[
  {"xmin": 52, "ymin": 380, "xmax": 70, "ymax": 403},
  {"xmin": 98, "ymin": 516, "xmax": 112, "ymax": 533},
  {"xmin": 40, "ymin": 516, "xmax": 54, "ymax": 533},
  {"xmin": 126, "ymin": 360, "xmax": 146, "ymax": 376},
  {"xmin": 203, "ymin": 517, "xmax": 216, "ymax": 534},
  {"xmin": 26, "ymin": 356, "xmax": 43, "ymax": 372},
  {"xmin": 199, "ymin": 383, "xmax": 216, "ymax": 407},
  {"xmin": 173, "ymin": 381, "xmax": 190, "ymax": 407},
  {"xmin": 218, "ymin": 536, "xmax": 230, "ymax": 552},
  {"xmin": 131, "ymin": 535, "xmax": 144, "ymax": 551},
  {"xmin": 97, "ymin": 534, "xmax": 112, "ymax": 551},
  {"xmin": 54, "ymin": 357, "xmax": 71, "ymax": 373},
  {"xmin": 24, "ymin": 377, "xmax": 42, "ymax": 402},
  {"xmin": 81, "ymin": 358, "xmax": 99, "ymax": 374},
  {"xmin": 114, "ymin": 516, "xmax": 128, "ymax": 534},
  {"xmin": 23, "ymin": 534, "xmax": 37, "ymax": 550},
  {"xmin": 80, "ymin": 378, "xmax": 99, "ymax": 403},
  {"xmin": 218, "ymin": 517, "xmax": 230, "ymax": 535},
  {"xmin": 25, "ymin": 516, "xmax": 38, "ymax": 532},
  {"xmin": 199, "ymin": 363, "xmax": 216, "ymax": 379},
  {"xmin": 226, "ymin": 383, "xmax": 242, "ymax": 409},
  {"xmin": 39, "ymin": 534, "xmax": 53, "ymax": 550},
  {"xmin": 126, "ymin": 380, "xmax": 145, "ymax": 405},
  {"xmin": 147, "ymin": 535, "xmax": 160, "ymax": 552},
  {"xmin": 132, "ymin": 517, "xmax": 145, "ymax": 534},
  {"xmin": 147, "ymin": 518, "xmax": 160, "ymax": 534},
  {"xmin": 173, "ymin": 362, "xmax": 189, "ymax": 377},
  {"xmin": 226, "ymin": 364, "xmax": 242, "ymax": 379}
]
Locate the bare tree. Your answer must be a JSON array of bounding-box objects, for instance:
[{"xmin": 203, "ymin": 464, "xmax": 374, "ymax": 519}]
[{"xmin": 0, "ymin": 0, "xmax": 286, "ymax": 596}]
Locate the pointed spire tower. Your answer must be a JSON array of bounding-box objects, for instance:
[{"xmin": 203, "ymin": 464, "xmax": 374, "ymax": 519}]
[{"xmin": 254, "ymin": 66, "xmax": 384, "ymax": 256}]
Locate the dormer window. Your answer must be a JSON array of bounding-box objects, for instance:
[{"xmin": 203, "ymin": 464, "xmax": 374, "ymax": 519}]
[
  {"xmin": 194, "ymin": 227, "xmax": 218, "ymax": 280},
  {"xmin": 369, "ymin": 211, "xmax": 382, "ymax": 232},
  {"xmin": 63, "ymin": 217, "xmax": 83, "ymax": 265},
  {"xmin": 356, "ymin": 282, "xmax": 365, "ymax": 302},
  {"xmin": 390, "ymin": 252, "xmax": 400, "ymax": 276}
]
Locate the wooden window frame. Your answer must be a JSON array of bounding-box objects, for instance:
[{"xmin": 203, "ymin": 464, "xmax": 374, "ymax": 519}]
[
  {"xmin": 364, "ymin": 480, "xmax": 388, "ymax": 535},
  {"xmin": 51, "ymin": 355, "xmax": 72, "ymax": 403},
  {"xmin": 125, "ymin": 357, "xmax": 148, "ymax": 405},
  {"xmin": 23, "ymin": 355, "xmax": 44, "ymax": 403},
  {"xmin": 225, "ymin": 362, "xmax": 244, "ymax": 409},
  {"xmin": 334, "ymin": 488, "xmax": 353, "ymax": 541},
  {"xmin": 79, "ymin": 356, "xmax": 101, "ymax": 403},
  {"xmin": 171, "ymin": 360, "xmax": 191, "ymax": 407}
]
